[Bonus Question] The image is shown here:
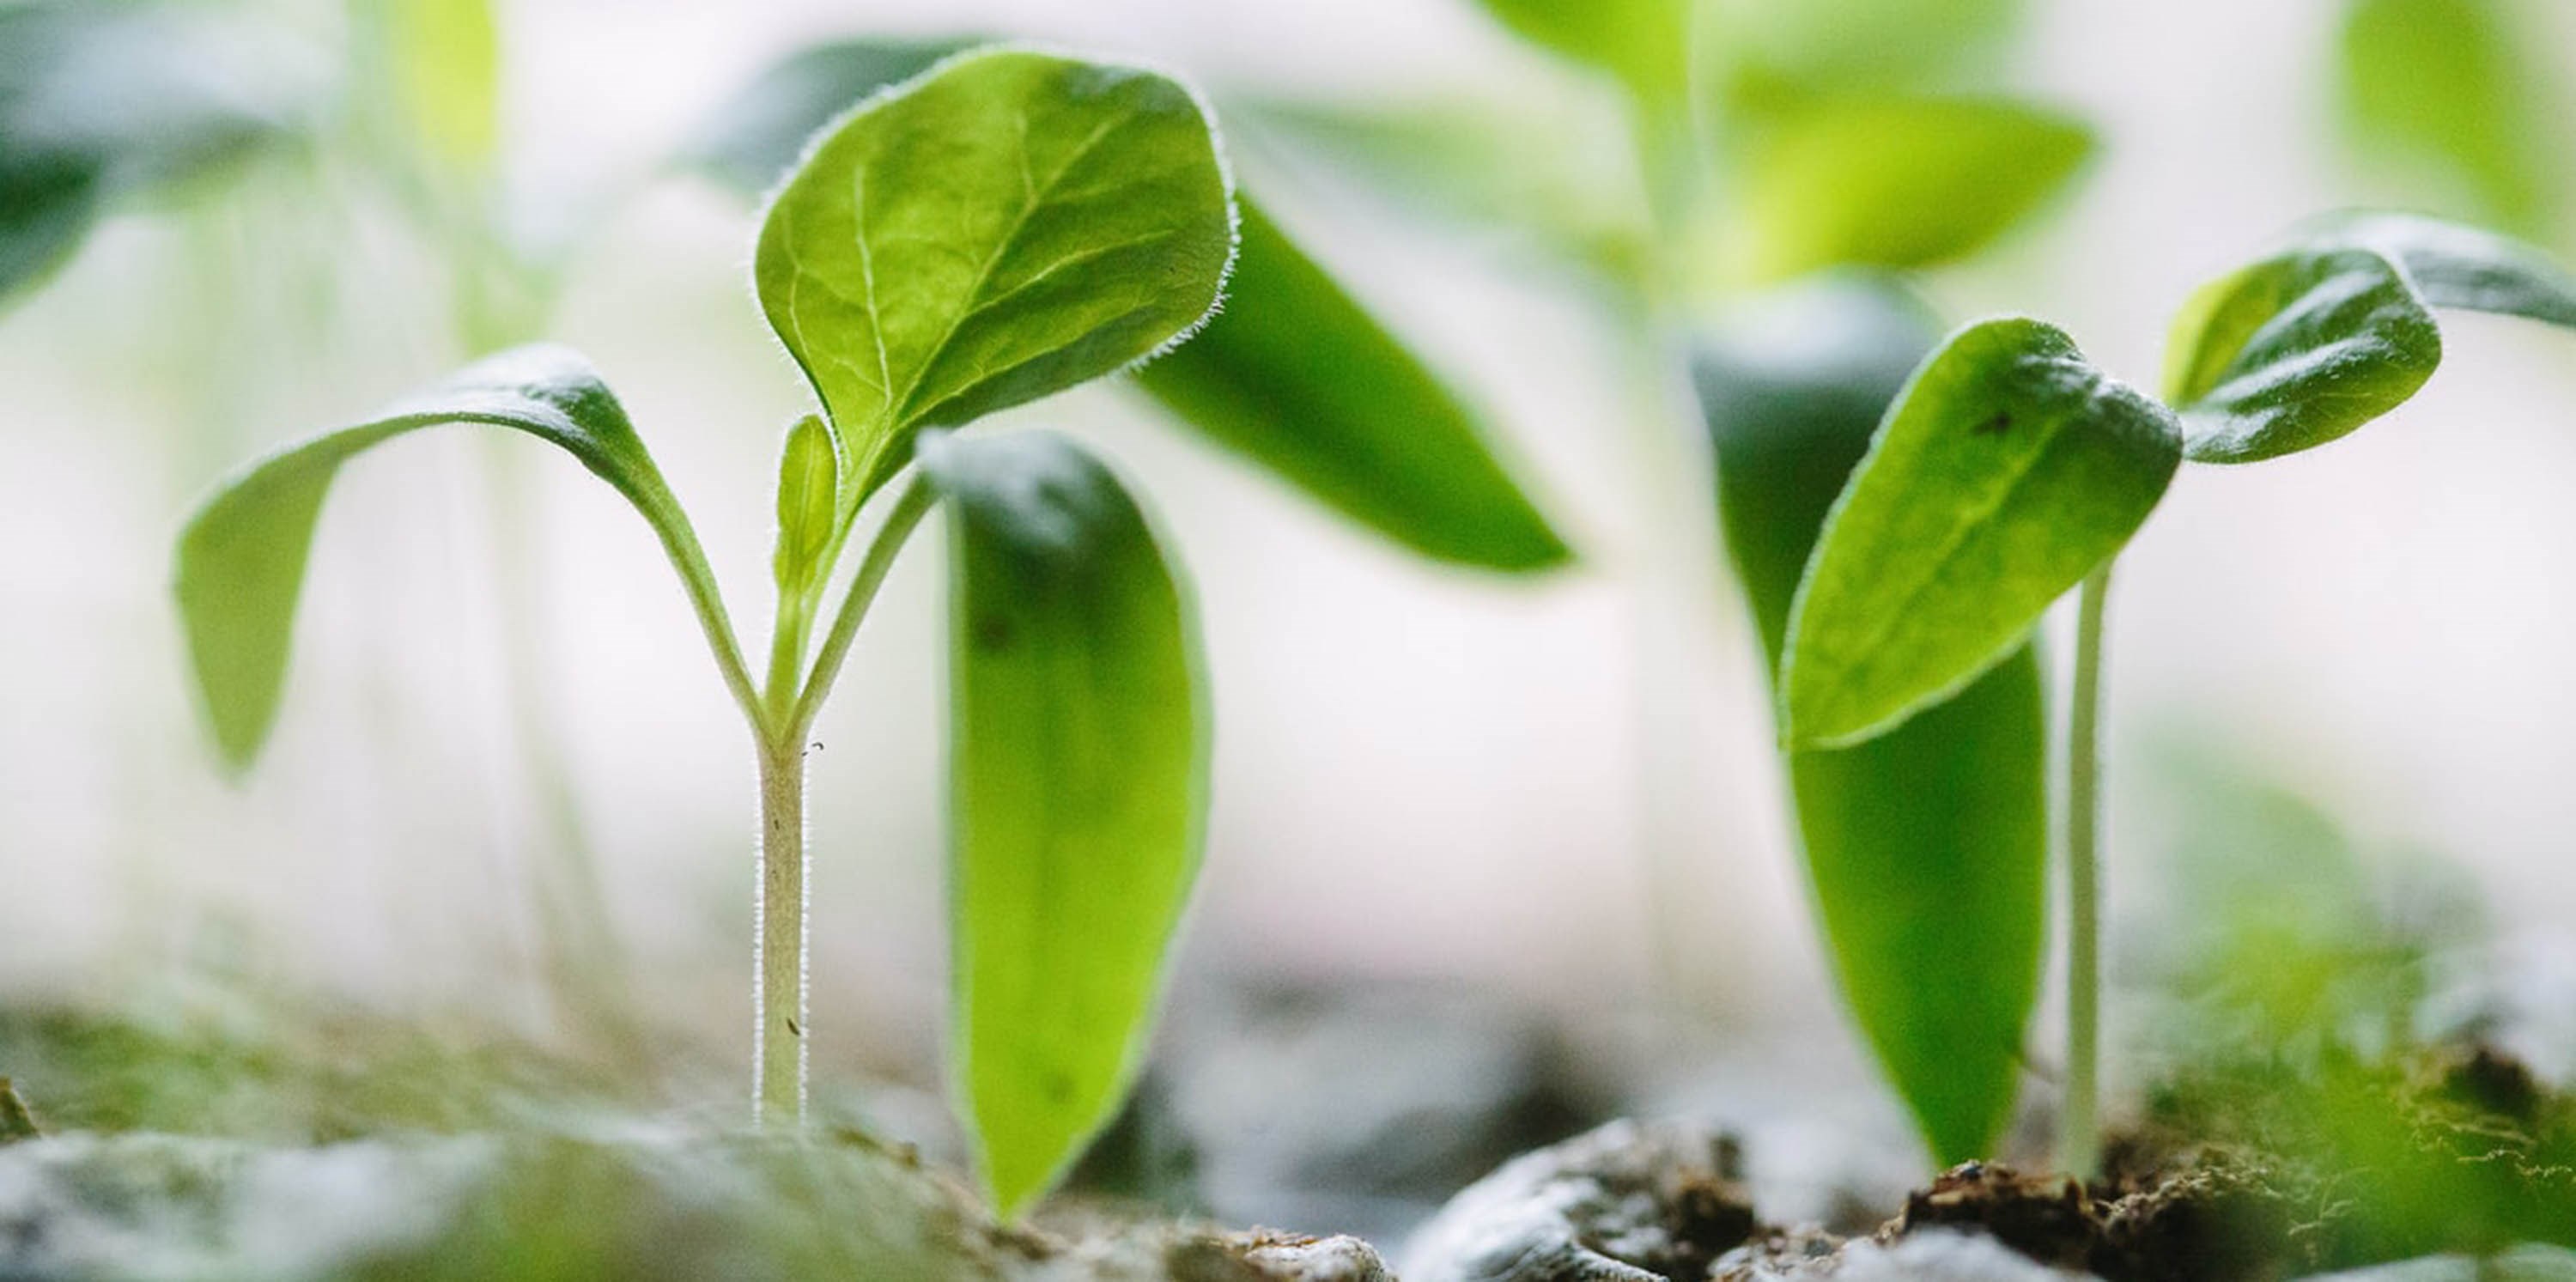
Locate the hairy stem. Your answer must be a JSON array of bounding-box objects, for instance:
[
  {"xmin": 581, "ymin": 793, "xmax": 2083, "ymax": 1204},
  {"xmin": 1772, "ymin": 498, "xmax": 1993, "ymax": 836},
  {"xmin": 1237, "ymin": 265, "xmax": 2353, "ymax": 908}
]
[
  {"xmin": 792, "ymin": 475, "xmax": 939, "ymax": 738},
  {"xmin": 753, "ymin": 734, "xmax": 808, "ymax": 1126},
  {"xmin": 2061, "ymin": 564, "xmax": 2112, "ymax": 1177}
]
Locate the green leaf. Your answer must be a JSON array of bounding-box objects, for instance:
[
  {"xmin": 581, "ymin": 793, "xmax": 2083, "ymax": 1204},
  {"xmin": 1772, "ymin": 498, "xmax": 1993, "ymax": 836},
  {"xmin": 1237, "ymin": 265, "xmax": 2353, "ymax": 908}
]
[
  {"xmin": 2300, "ymin": 210, "xmax": 2576, "ymax": 329},
  {"xmin": 919, "ymin": 429, "xmax": 1206, "ymax": 1219},
  {"xmin": 755, "ymin": 48, "xmax": 1236, "ymax": 505},
  {"xmin": 772, "ymin": 414, "xmax": 841, "ymax": 593},
  {"xmin": 1134, "ymin": 200, "xmax": 1571, "ymax": 571},
  {"xmin": 1716, "ymin": 96, "xmax": 2093, "ymax": 285},
  {"xmin": 1473, "ymin": 0, "xmax": 1692, "ymax": 108},
  {"xmin": 175, "ymin": 346, "xmax": 720, "ymax": 770},
  {"xmin": 1707, "ymin": 0, "xmax": 2026, "ymax": 103},
  {"xmin": 1700, "ymin": 279, "xmax": 2045, "ymax": 1165},
  {"xmin": 1783, "ymin": 318, "xmax": 2179, "ymax": 748},
  {"xmin": 682, "ymin": 36, "xmax": 981, "ymax": 193},
  {"xmin": 2165, "ymin": 246, "xmax": 2444, "ymax": 464},
  {"xmin": 0, "ymin": 3, "xmax": 301, "ymax": 301},
  {"xmin": 367, "ymin": 0, "xmax": 501, "ymax": 175},
  {"xmin": 2337, "ymin": 0, "xmax": 2567, "ymax": 240}
]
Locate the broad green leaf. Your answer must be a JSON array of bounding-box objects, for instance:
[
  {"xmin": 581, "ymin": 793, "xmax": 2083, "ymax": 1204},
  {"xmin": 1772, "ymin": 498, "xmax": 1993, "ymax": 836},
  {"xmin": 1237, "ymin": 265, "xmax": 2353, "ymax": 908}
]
[
  {"xmin": 175, "ymin": 346, "xmax": 717, "ymax": 770},
  {"xmin": 2337, "ymin": 0, "xmax": 2566, "ymax": 240},
  {"xmin": 1701, "ymin": 279, "xmax": 2045, "ymax": 1165},
  {"xmin": 0, "ymin": 3, "xmax": 301, "ymax": 301},
  {"xmin": 772, "ymin": 414, "xmax": 841, "ymax": 593},
  {"xmin": 2165, "ymin": 246, "xmax": 2443, "ymax": 464},
  {"xmin": 1716, "ymin": 96, "xmax": 2093, "ymax": 285},
  {"xmin": 2300, "ymin": 210, "xmax": 2576, "ymax": 330},
  {"xmin": 1783, "ymin": 318, "xmax": 2179, "ymax": 748},
  {"xmin": 681, "ymin": 36, "xmax": 980, "ymax": 193},
  {"xmin": 919, "ymin": 429, "xmax": 1206, "ymax": 1219},
  {"xmin": 755, "ymin": 49, "xmax": 1236, "ymax": 505},
  {"xmin": 1134, "ymin": 200, "xmax": 1571, "ymax": 571},
  {"xmin": 1473, "ymin": 0, "xmax": 1692, "ymax": 109}
]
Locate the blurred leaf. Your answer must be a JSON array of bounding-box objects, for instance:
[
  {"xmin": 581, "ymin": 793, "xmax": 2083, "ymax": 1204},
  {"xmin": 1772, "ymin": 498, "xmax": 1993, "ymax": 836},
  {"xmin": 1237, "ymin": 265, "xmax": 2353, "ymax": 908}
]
[
  {"xmin": 754, "ymin": 49, "xmax": 1235, "ymax": 505},
  {"xmin": 2166, "ymin": 246, "xmax": 2442, "ymax": 464},
  {"xmin": 772, "ymin": 414, "xmax": 841, "ymax": 594},
  {"xmin": 0, "ymin": 1078, "xmax": 38, "ymax": 1143},
  {"xmin": 920, "ymin": 429, "xmax": 1206, "ymax": 1219},
  {"xmin": 1715, "ymin": 96, "xmax": 2092, "ymax": 285},
  {"xmin": 682, "ymin": 35, "xmax": 980, "ymax": 193},
  {"xmin": 1236, "ymin": 95, "xmax": 1654, "ymax": 282},
  {"xmin": 1783, "ymin": 318, "xmax": 2179, "ymax": 748},
  {"xmin": 2302, "ymin": 210, "xmax": 2576, "ymax": 329},
  {"xmin": 1700, "ymin": 278, "xmax": 2046, "ymax": 1164},
  {"xmin": 1708, "ymin": 0, "xmax": 2026, "ymax": 103},
  {"xmin": 1136, "ymin": 201, "xmax": 1571, "ymax": 571},
  {"xmin": 1473, "ymin": 0, "xmax": 1691, "ymax": 109},
  {"xmin": 369, "ymin": 0, "xmax": 501, "ymax": 176},
  {"xmin": 2337, "ymin": 0, "xmax": 2567, "ymax": 241},
  {"xmin": 174, "ymin": 346, "xmax": 714, "ymax": 770},
  {"xmin": 0, "ymin": 2, "xmax": 303, "ymax": 301}
]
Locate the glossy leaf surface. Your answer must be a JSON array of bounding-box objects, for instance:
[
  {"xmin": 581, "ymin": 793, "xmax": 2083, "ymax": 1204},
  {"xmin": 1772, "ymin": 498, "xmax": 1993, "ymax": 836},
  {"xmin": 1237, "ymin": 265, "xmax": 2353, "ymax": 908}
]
[
  {"xmin": 1135, "ymin": 200, "xmax": 1571, "ymax": 571},
  {"xmin": 682, "ymin": 36, "xmax": 978, "ymax": 193},
  {"xmin": 1722, "ymin": 97, "xmax": 2092, "ymax": 284},
  {"xmin": 2166, "ymin": 246, "xmax": 2443, "ymax": 463},
  {"xmin": 1701, "ymin": 280, "xmax": 2045, "ymax": 1164},
  {"xmin": 2301, "ymin": 210, "xmax": 2576, "ymax": 330},
  {"xmin": 2338, "ymin": 0, "xmax": 2565, "ymax": 239},
  {"xmin": 920, "ymin": 430, "xmax": 1205, "ymax": 1218},
  {"xmin": 1784, "ymin": 318, "xmax": 2178, "ymax": 748},
  {"xmin": 175, "ymin": 347, "xmax": 711, "ymax": 769},
  {"xmin": 756, "ymin": 49, "xmax": 1235, "ymax": 503}
]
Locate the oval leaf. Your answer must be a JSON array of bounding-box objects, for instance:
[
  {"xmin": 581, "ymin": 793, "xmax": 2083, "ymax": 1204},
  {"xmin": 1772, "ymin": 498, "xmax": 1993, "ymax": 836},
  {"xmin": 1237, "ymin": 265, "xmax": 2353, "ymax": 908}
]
[
  {"xmin": 2166, "ymin": 246, "xmax": 2443, "ymax": 463},
  {"xmin": 756, "ymin": 48, "xmax": 1236, "ymax": 502},
  {"xmin": 1135, "ymin": 199, "xmax": 1571, "ymax": 572},
  {"xmin": 2300, "ymin": 210, "xmax": 2576, "ymax": 330},
  {"xmin": 772, "ymin": 413, "xmax": 841, "ymax": 593},
  {"xmin": 1720, "ymin": 96, "xmax": 2093, "ymax": 285},
  {"xmin": 1701, "ymin": 280, "xmax": 2046, "ymax": 1165},
  {"xmin": 175, "ymin": 345, "xmax": 714, "ymax": 770},
  {"xmin": 919, "ymin": 429, "xmax": 1206, "ymax": 1219},
  {"xmin": 1783, "ymin": 318, "xmax": 2179, "ymax": 748}
]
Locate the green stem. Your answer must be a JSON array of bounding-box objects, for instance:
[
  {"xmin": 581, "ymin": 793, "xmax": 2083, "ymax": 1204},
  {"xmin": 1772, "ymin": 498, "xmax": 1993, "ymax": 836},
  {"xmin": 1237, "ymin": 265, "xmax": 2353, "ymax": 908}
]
[
  {"xmin": 2061, "ymin": 563, "xmax": 2112, "ymax": 1177},
  {"xmin": 754, "ymin": 733, "xmax": 807, "ymax": 1126},
  {"xmin": 791, "ymin": 476, "xmax": 939, "ymax": 738}
]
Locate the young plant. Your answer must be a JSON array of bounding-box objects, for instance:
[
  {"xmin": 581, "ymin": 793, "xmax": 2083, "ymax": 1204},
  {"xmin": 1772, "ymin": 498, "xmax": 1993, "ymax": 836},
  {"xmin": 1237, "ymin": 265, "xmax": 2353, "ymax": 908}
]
[
  {"xmin": 1780, "ymin": 210, "xmax": 2576, "ymax": 1175},
  {"xmin": 173, "ymin": 48, "xmax": 1239, "ymax": 1217}
]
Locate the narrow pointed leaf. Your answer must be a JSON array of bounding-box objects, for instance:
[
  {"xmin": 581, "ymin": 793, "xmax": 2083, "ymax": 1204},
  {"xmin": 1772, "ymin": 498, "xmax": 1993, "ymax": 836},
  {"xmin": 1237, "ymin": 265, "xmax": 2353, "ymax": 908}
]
[
  {"xmin": 755, "ymin": 48, "xmax": 1236, "ymax": 504},
  {"xmin": 2337, "ymin": 0, "xmax": 2566, "ymax": 240},
  {"xmin": 681, "ymin": 36, "xmax": 981, "ymax": 193},
  {"xmin": 174, "ymin": 346, "xmax": 715, "ymax": 770},
  {"xmin": 1134, "ymin": 200, "xmax": 1571, "ymax": 571},
  {"xmin": 772, "ymin": 414, "xmax": 841, "ymax": 592},
  {"xmin": 920, "ymin": 429, "xmax": 1206, "ymax": 1219},
  {"xmin": 2166, "ymin": 246, "xmax": 2443, "ymax": 463},
  {"xmin": 1784, "ymin": 318, "xmax": 2179, "ymax": 748},
  {"xmin": 1720, "ymin": 96, "xmax": 2093, "ymax": 284},
  {"xmin": 1702, "ymin": 281, "xmax": 2045, "ymax": 1164},
  {"xmin": 2300, "ymin": 210, "xmax": 2576, "ymax": 330}
]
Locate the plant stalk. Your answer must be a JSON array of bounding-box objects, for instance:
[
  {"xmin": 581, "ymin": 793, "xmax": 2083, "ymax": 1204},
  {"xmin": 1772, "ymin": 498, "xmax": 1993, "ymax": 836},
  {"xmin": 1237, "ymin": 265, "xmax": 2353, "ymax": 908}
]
[
  {"xmin": 2061, "ymin": 564, "xmax": 2112, "ymax": 1177},
  {"xmin": 753, "ymin": 735, "xmax": 809, "ymax": 1127}
]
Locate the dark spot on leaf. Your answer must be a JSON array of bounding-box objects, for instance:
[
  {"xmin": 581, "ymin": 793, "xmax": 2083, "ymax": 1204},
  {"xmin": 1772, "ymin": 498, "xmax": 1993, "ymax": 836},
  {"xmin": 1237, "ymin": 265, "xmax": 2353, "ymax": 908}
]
[
  {"xmin": 974, "ymin": 612, "xmax": 1016, "ymax": 651},
  {"xmin": 1975, "ymin": 411, "xmax": 2014, "ymax": 437},
  {"xmin": 787, "ymin": 1018, "xmax": 803, "ymax": 1037}
]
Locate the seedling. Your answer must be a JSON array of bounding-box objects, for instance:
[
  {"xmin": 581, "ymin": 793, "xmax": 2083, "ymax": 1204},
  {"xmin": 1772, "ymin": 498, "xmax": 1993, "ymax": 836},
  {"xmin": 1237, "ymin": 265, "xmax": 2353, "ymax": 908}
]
[
  {"xmin": 173, "ymin": 48, "xmax": 1239, "ymax": 1217},
  {"xmin": 1781, "ymin": 210, "xmax": 2576, "ymax": 1174}
]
